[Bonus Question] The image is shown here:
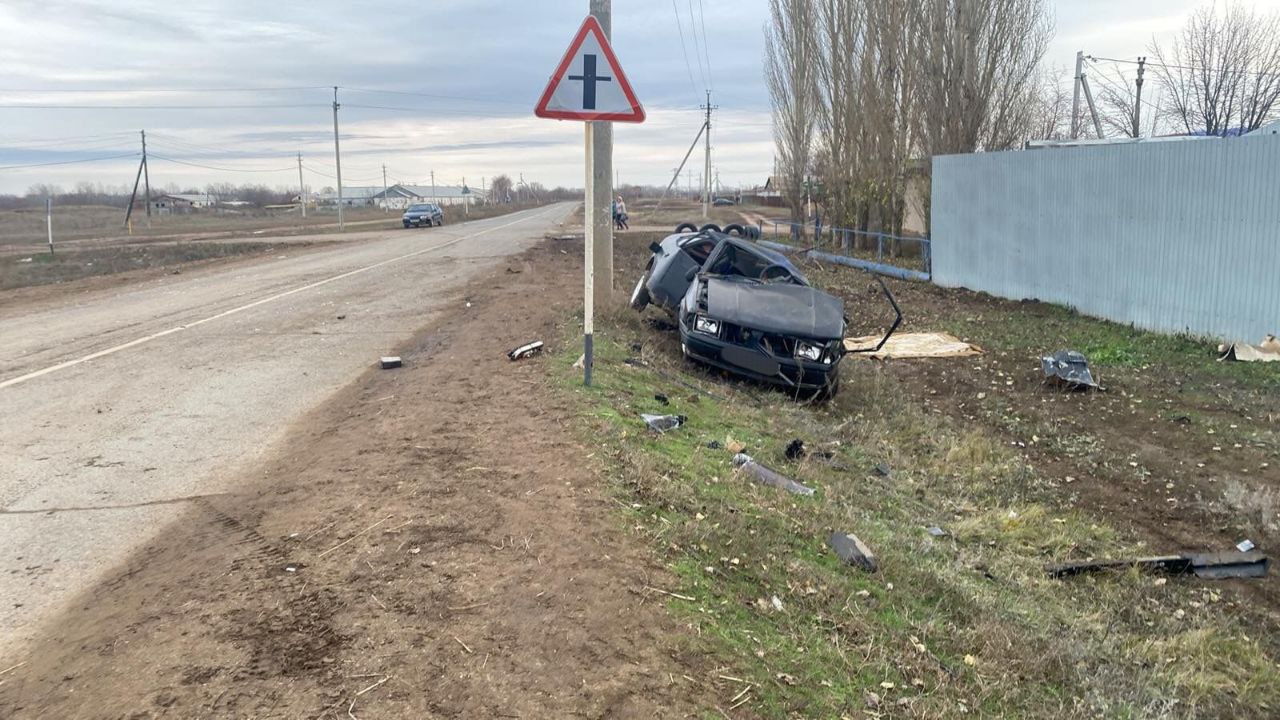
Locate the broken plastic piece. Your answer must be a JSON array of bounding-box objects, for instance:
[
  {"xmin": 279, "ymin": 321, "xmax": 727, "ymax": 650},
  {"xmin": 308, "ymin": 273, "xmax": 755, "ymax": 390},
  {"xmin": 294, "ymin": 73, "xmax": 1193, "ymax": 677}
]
[
  {"xmin": 379, "ymin": 356, "xmax": 402, "ymax": 369},
  {"xmin": 828, "ymin": 532, "xmax": 878, "ymax": 571},
  {"xmin": 785, "ymin": 439, "xmax": 806, "ymax": 460},
  {"xmin": 1237, "ymin": 539, "xmax": 1256, "ymax": 553},
  {"xmin": 1046, "ymin": 551, "xmax": 1269, "ymax": 579},
  {"xmin": 641, "ymin": 413, "xmax": 686, "ymax": 433},
  {"xmin": 508, "ymin": 340, "xmax": 545, "ymax": 361},
  {"xmin": 733, "ymin": 453, "xmax": 814, "ymax": 496},
  {"xmin": 705, "ymin": 440, "xmax": 723, "ymax": 450},
  {"xmin": 1040, "ymin": 350, "xmax": 1102, "ymax": 390},
  {"xmin": 927, "ymin": 526, "xmax": 948, "ymax": 538},
  {"xmin": 873, "ymin": 463, "xmax": 892, "ymax": 478},
  {"xmin": 654, "ymin": 394, "xmax": 670, "ymax": 406}
]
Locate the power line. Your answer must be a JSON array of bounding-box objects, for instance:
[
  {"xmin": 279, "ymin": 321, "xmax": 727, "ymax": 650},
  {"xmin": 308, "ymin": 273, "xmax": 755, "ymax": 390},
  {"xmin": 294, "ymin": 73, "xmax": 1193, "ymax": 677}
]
[
  {"xmin": 0, "ymin": 153, "xmax": 138, "ymax": 171},
  {"xmin": 695, "ymin": 0, "xmax": 714, "ymax": 91},
  {"xmin": 339, "ymin": 86, "xmax": 527, "ymax": 107},
  {"xmin": 684, "ymin": 0, "xmax": 709, "ymax": 90},
  {"xmin": 341, "ymin": 103, "xmax": 521, "ymax": 117},
  {"xmin": 0, "ymin": 85, "xmax": 329, "ymax": 94},
  {"xmin": 0, "ymin": 103, "xmax": 325, "ymax": 110},
  {"xmin": 1087, "ymin": 55, "xmax": 1280, "ymax": 79},
  {"xmin": 670, "ymin": 0, "xmax": 700, "ymax": 95},
  {"xmin": 149, "ymin": 154, "xmax": 296, "ymax": 173}
]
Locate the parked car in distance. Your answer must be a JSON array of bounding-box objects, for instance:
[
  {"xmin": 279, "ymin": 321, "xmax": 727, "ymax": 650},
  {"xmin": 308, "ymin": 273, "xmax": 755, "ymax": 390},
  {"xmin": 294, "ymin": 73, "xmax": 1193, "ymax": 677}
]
[
  {"xmin": 712, "ymin": 197, "xmax": 736, "ymax": 206},
  {"xmin": 402, "ymin": 203, "xmax": 443, "ymax": 228}
]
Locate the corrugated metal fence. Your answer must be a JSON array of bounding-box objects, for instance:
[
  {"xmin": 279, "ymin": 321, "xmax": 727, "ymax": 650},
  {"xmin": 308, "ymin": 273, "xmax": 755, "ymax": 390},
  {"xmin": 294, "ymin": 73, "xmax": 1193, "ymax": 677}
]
[{"xmin": 931, "ymin": 135, "xmax": 1280, "ymax": 341}]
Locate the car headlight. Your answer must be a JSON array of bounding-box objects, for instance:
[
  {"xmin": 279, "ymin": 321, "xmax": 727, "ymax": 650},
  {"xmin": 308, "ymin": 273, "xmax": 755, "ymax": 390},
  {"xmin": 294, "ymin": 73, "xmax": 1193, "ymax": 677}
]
[
  {"xmin": 796, "ymin": 341, "xmax": 825, "ymax": 363},
  {"xmin": 694, "ymin": 315, "xmax": 720, "ymax": 336}
]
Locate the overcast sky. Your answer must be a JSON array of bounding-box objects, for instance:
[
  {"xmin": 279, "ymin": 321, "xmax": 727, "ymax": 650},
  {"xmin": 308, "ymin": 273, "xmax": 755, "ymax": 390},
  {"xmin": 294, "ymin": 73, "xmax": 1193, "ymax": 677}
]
[{"xmin": 0, "ymin": 0, "xmax": 1277, "ymax": 195}]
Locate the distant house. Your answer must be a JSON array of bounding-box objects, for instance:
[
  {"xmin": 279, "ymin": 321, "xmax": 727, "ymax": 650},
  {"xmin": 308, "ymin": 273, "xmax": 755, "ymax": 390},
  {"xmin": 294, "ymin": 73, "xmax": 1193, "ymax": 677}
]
[
  {"xmin": 168, "ymin": 193, "xmax": 213, "ymax": 208},
  {"xmin": 373, "ymin": 184, "xmax": 487, "ymax": 210},
  {"xmin": 741, "ymin": 176, "xmax": 786, "ymax": 207},
  {"xmin": 145, "ymin": 194, "xmax": 196, "ymax": 215},
  {"xmin": 316, "ymin": 186, "xmax": 382, "ymax": 207}
]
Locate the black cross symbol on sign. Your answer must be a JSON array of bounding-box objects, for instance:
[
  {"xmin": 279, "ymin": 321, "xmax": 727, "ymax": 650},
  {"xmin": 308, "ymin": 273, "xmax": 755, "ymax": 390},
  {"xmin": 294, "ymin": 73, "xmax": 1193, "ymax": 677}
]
[{"xmin": 568, "ymin": 54, "xmax": 611, "ymax": 110}]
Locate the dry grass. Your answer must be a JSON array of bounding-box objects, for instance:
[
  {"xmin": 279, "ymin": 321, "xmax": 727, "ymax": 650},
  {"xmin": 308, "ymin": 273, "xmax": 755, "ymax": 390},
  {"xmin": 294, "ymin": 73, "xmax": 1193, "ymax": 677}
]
[
  {"xmin": 0, "ymin": 242, "xmax": 289, "ymax": 291},
  {"xmin": 551, "ymin": 231, "xmax": 1280, "ymax": 718}
]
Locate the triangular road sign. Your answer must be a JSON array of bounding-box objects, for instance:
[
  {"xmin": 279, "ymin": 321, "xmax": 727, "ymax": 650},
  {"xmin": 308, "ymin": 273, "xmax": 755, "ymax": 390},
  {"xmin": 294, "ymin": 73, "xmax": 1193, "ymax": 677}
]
[{"xmin": 535, "ymin": 16, "xmax": 645, "ymax": 123}]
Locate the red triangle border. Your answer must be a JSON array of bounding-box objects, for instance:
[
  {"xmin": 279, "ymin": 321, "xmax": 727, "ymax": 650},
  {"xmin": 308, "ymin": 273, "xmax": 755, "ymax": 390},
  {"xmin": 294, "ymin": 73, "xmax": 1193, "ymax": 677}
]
[{"xmin": 534, "ymin": 16, "xmax": 646, "ymax": 123}]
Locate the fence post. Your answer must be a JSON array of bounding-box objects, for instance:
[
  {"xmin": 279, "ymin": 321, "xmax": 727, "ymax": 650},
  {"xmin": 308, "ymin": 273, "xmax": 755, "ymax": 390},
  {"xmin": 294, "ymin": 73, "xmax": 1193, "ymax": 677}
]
[{"xmin": 876, "ymin": 235, "xmax": 884, "ymax": 262}]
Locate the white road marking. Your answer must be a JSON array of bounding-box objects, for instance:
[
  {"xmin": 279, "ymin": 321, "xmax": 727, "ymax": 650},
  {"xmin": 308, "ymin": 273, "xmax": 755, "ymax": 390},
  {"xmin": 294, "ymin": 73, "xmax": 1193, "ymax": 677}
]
[{"xmin": 0, "ymin": 205, "xmax": 564, "ymax": 391}]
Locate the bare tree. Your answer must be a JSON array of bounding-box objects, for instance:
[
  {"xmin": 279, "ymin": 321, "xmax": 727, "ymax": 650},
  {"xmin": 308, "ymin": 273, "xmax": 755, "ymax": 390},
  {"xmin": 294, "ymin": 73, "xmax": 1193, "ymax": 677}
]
[
  {"xmin": 1152, "ymin": 2, "xmax": 1280, "ymax": 135},
  {"xmin": 488, "ymin": 174, "xmax": 514, "ymax": 203},
  {"xmin": 911, "ymin": 0, "xmax": 1053, "ymax": 155},
  {"xmin": 764, "ymin": 0, "xmax": 820, "ymax": 226}
]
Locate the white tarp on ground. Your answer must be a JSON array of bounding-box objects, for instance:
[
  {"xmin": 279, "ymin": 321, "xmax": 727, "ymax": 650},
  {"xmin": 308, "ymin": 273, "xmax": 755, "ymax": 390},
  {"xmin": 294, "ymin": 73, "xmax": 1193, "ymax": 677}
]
[
  {"xmin": 1219, "ymin": 336, "xmax": 1280, "ymax": 363},
  {"xmin": 844, "ymin": 332, "xmax": 982, "ymax": 359}
]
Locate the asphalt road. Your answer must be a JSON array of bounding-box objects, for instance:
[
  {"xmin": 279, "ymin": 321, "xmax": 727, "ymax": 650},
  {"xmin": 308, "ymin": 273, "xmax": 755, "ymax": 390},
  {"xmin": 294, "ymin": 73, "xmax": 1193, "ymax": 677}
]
[{"xmin": 0, "ymin": 202, "xmax": 576, "ymax": 654}]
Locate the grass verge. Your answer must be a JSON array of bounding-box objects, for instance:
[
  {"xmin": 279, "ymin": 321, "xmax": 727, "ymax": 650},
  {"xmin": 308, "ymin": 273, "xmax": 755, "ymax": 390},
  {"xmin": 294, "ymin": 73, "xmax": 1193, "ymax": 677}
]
[
  {"xmin": 0, "ymin": 242, "xmax": 289, "ymax": 291},
  {"xmin": 552, "ymin": 286, "xmax": 1278, "ymax": 718}
]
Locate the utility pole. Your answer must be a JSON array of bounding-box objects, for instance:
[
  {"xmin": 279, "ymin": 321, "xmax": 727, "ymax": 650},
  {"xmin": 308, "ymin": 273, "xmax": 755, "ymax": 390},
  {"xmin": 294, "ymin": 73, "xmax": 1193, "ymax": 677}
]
[
  {"xmin": 382, "ymin": 163, "xmax": 389, "ymax": 213},
  {"xmin": 332, "ymin": 87, "xmax": 344, "ymax": 231},
  {"xmin": 589, "ymin": 0, "xmax": 614, "ymax": 305},
  {"xmin": 430, "ymin": 169, "xmax": 436, "ymax": 204},
  {"xmin": 297, "ymin": 153, "xmax": 306, "ymax": 218},
  {"xmin": 1133, "ymin": 57, "xmax": 1147, "ymax": 138},
  {"xmin": 1071, "ymin": 51, "xmax": 1084, "ymax": 139},
  {"xmin": 1081, "ymin": 64, "xmax": 1104, "ymax": 139},
  {"xmin": 141, "ymin": 130, "xmax": 152, "ymax": 228},
  {"xmin": 46, "ymin": 196, "xmax": 53, "ymax": 256},
  {"xmin": 700, "ymin": 90, "xmax": 716, "ymax": 217}
]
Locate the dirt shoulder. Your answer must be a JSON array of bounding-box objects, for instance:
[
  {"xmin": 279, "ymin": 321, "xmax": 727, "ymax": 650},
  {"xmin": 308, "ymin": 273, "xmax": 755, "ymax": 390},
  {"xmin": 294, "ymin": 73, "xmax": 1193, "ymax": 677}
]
[{"xmin": 0, "ymin": 236, "xmax": 705, "ymax": 718}]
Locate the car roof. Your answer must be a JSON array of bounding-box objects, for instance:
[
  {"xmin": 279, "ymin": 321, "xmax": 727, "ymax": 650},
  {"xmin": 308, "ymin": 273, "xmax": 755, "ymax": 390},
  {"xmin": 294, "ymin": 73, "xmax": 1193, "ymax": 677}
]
[{"xmin": 667, "ymin": 231, "xmax": 805, "ymax": 280}]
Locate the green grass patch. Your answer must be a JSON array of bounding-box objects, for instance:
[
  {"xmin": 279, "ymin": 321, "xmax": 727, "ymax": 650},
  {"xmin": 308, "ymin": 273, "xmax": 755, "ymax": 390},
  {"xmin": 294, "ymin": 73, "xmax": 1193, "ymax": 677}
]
[{"xmin": 552, "ymin": 303, "xmax": 1279, "ymax": 718}]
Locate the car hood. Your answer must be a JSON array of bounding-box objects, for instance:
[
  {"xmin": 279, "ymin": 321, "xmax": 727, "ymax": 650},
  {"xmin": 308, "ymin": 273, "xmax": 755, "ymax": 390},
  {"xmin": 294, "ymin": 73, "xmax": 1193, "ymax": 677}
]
[{"xmin": 704, "ymin": 278, "xmax": 844, "ymax": 339}]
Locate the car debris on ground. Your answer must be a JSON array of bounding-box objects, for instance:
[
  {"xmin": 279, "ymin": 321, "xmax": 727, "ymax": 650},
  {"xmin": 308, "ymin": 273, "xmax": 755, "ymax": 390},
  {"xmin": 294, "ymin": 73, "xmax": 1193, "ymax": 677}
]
[
  {"xmin": 926, "ymin": 526, "xmax": 949, "ymax": 538},
  {"xmin": 732, "ymin": 453, "xmax": 815, "ymax": 496},
  {"xmin": 843, "ymin": 331, "xmax": 982, "ymax": 359},
  {"xmin": 654, "ymin": 393, "xmax": 670, "ymax": 406},
  {"xmin": 641, "ymin": 413, "xmax": 686, "ymax": 433},
  {"xmin": 630, "ymin": 223, "xmax": 901, "ymax": 401},
  {"xmin": 1218, "ymin": 335, "xmax": 1280, "ymax": 362},
  {"xmin": 828, "ymin": 532, "xmax": 879, "ymax": 571},
  {"xmin": 508, "ymin": 340, "xmax": 545, "ymax": 361},
  {"xmin": 785, "ymin": 438, "xmax": 806, "ymax": 460},
  {"xmin": 1040, "ymin": 350, "xmax": 1103, "ymax": 390},
  {"xmin": 379, "ymin": 356, "xmax": 402, "ymax": 369},
  {"xmin": 1238, "ymin": 539, "xmax": 1257, "ymax": 553},
  {"xmin": 1046, "ymin": 551, "xmax": 1269, "ymax": 579}
]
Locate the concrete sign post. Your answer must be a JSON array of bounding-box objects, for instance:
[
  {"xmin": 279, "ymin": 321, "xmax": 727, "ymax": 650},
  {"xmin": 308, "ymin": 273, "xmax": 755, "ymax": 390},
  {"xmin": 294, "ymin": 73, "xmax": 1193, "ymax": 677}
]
[{"xmin": 535, "ymin": 15, "xmax": 645, "ymax": 386}]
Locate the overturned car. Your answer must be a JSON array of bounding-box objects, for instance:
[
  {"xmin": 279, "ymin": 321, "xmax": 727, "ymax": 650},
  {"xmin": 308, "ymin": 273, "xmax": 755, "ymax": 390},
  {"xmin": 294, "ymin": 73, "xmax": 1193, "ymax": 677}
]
[{"xmin": 630, "ymin": 226, "xmax": 900, "ymax": 399}]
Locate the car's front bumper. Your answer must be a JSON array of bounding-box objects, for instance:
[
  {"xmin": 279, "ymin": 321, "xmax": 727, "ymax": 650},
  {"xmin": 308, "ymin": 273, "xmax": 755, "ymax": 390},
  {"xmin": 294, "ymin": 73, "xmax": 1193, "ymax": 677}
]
[{"xmin": 680, "ymin": 329, "xmax": 839, "ymax": 391}]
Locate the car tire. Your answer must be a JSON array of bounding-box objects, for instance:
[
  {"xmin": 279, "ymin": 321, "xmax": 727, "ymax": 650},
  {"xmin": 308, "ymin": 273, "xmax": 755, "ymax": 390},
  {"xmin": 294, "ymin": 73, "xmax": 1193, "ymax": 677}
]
[
  {"xmin": 745, "ymin": 225, "xmax": 762, "ymax": 240},
  {"xmin": 699, "ymin": 223, "xmax": 722, "ymax": 234},
  {"xmin": 723, "ymin": 223, "xmax": 745, "ymax": 237},
  {"xmin": 674, "ymin": 222, "xmax": 699, "ymax": 233},
  {"xmin": 629, "ymin": 270, "xmax": 652, "ymax": 311}
]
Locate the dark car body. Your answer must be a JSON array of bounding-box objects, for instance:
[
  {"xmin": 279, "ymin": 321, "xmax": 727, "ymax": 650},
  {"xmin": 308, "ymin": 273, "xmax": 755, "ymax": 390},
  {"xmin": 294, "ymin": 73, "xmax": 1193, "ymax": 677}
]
[
  {"xmin": 632, "ymin": 230, "xmax": 847, "ymax": 395},
  {"xmin": 402, "ymin": 203, "xmax": 443, "ymax": 228}
]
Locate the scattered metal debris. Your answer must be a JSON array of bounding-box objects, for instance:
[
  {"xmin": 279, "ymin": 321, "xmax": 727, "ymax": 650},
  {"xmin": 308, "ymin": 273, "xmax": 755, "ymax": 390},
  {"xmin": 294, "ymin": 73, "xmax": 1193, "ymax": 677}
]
[
  {"xmin": 1040, "ymin": 350, "xmax": 1103, "ymax": 390},
  {"xmin": 705, "ymin": 440, "xmax": 723, "ymax": 450},
  {"xmin": 873, "ymin": 463, "xmax": 892, "ymax": 478},
  {"xmin": 1046, "ymin": 551, "xmax": 1269, "ymax": 579},
  {"xmin": 828, "ymin": 532, "xmax": 878, "ymax": 571},
  {"xmin": 733, "ymin": 453, "xmax": 814, "ymax": 496},
  {"xmin": 508, "ymin": 340, "xmax": 544, "ymax": 361},
  {"xmin": 1238, "ymin": 539, "xmax": 1257, "ymax": 553},
  {"xmin": 379, "ymin": 356, "xmax": 402, "ymax": 369},
  {"xmin": 785, "ymin": 439, "xmax": 806, "ymax": 460},
  {"xmin": 641, "ymin": 413, "xmax": 686, "ymax": 433},
  {"xmin": 654, "ymin": 394, "xmax": 670, "ymax": 406}
]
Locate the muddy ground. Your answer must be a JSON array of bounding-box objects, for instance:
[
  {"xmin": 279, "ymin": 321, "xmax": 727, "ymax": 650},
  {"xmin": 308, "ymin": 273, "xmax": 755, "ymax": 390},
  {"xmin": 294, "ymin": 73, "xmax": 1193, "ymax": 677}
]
[{"xmin": 0, "ymin": 235, "xmax": 708, "ymax": 718}]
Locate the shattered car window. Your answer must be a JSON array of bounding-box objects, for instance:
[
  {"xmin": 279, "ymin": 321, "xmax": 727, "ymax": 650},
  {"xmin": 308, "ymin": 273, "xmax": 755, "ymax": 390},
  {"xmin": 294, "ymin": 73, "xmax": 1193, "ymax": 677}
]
[{"xmin": 706, "ymin": 243, "xmax": 781, "ymax": 281}]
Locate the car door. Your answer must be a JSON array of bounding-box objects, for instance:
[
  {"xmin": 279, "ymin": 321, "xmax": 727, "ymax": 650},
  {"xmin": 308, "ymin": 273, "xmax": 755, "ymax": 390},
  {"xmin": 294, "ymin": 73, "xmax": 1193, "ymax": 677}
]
[{"xmin": 650, "ymin": 237, "xmax": 718, "ymax": 311}]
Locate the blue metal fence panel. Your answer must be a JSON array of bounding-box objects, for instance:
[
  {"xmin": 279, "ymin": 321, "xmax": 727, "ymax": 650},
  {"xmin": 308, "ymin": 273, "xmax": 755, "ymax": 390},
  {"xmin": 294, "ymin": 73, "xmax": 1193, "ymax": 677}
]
[{"xmin": 931, "ymin": 135, "xmax": 1280, "ymax": 341}]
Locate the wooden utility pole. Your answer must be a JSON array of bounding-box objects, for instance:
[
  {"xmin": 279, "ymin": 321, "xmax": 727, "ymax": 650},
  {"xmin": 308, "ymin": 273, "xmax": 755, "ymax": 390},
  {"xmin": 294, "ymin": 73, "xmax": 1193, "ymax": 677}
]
[
  {"xmin": 700, "ymin": 90, "xmax": 716, "ymax": 217},
  {"xmin": 1133, "ymin": 57, "xmax": 1147, "ymax": 138},
  {"xmin": 332, "ymin": 87, "xmax": 344, "ymax": 231},
  {"xmin": 141, "ymin": 130, "xmax": 152, "ymax": 228},
  {"xmin": 589, "ymin": 0, "xmax": 614, "ymax": 305},
  {"xmin": 382, "ymin": 164, "xmax": 389, "ymax": 212},
  {"xmin": 46, "ymin": 196, "xmax": 53, "ymax": 255},
  {"xmin": 297, "ymin": 153, "xmax": 307, "ymax": 218}
]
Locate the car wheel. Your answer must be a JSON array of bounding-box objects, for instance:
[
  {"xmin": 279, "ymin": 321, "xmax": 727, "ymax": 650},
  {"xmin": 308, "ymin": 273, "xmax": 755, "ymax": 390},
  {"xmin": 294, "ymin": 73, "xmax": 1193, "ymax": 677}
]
[
  {"xmin": 629, "ymin": 270, "xmax": 652, "ymax": 311},
  {"xmin": 699, "ymin": 223, "xmax": 722, "ymax": 234},
  {"xmin": 723, "ymin": 223, "xmax": 745, "ymax": 237},
  {"xmin": 674, "ymin": 222, "xmax": 698, "ymax": 233},
  {"xmin": 745, "ymin": 225, "xmax": 762, "ymax": 240}
]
